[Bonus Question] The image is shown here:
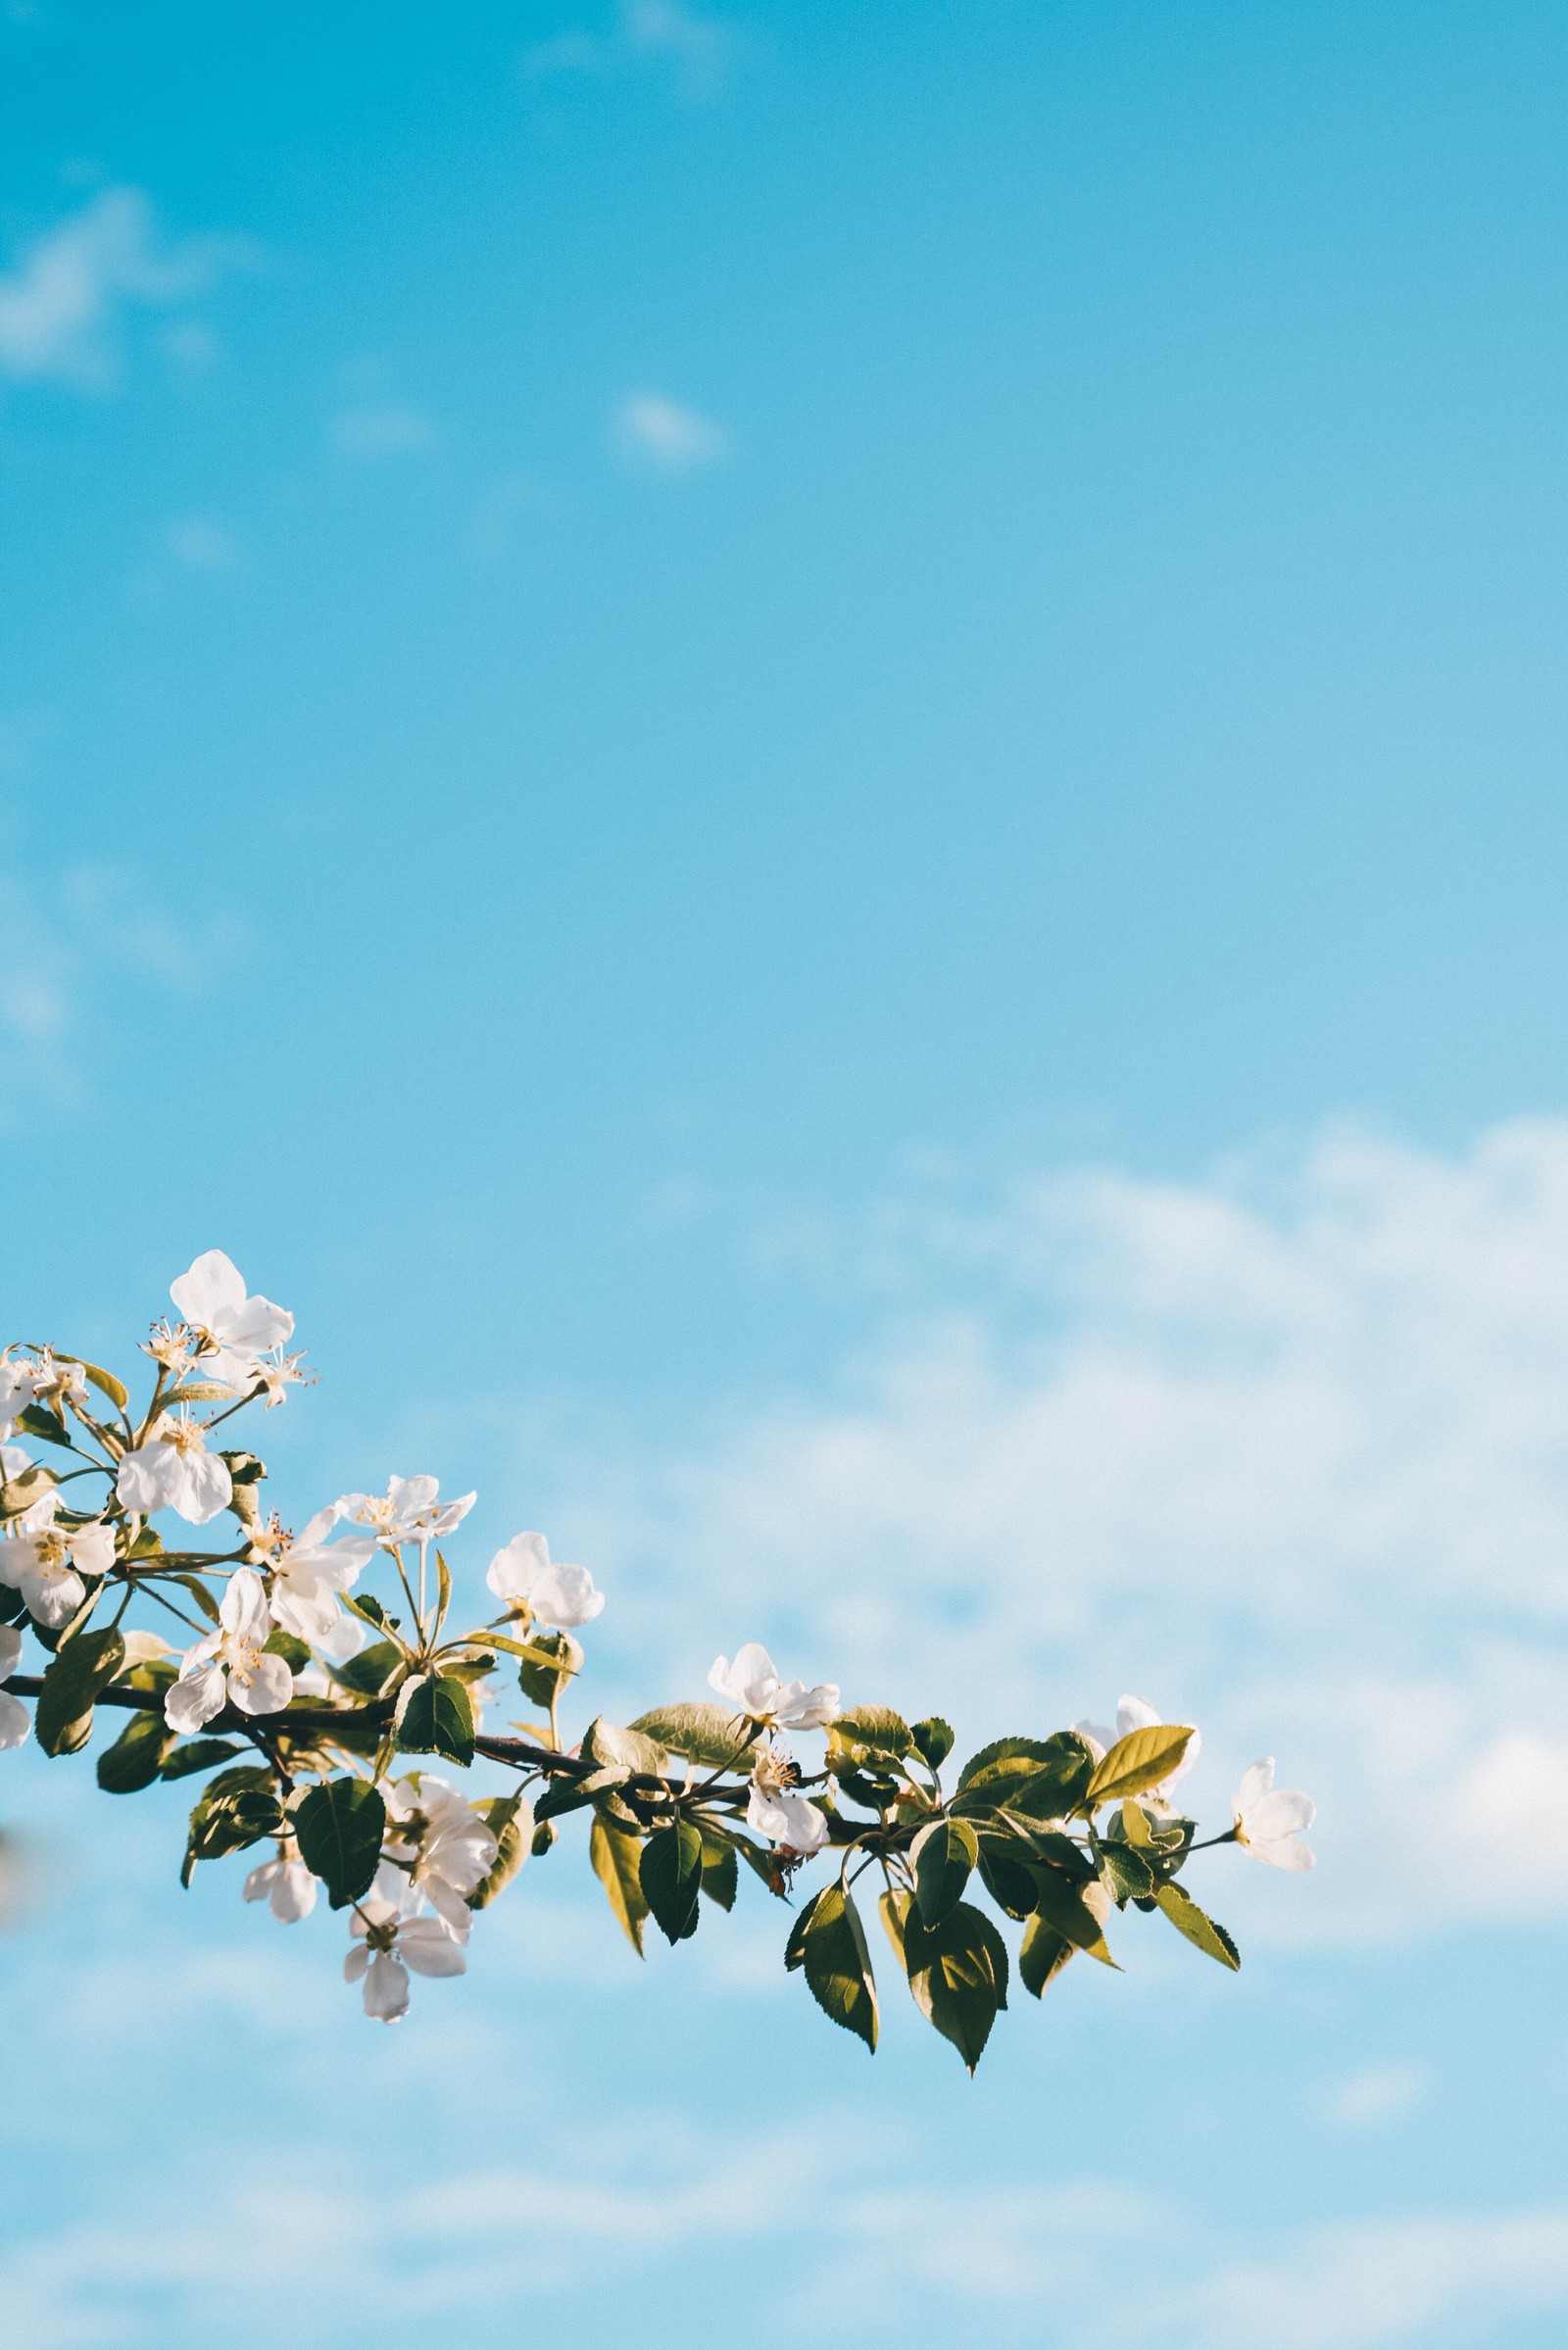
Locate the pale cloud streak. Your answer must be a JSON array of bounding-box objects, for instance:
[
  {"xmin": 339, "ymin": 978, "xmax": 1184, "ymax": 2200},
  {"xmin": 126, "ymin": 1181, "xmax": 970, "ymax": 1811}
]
[
  {"xmin": 524, "ymin": 0, "xmax": 738, "ymax": 96},
  {"xmin": 0, "ymin": 188, "xmax": 254, "ymax": 388},
  {"xmin": 612, "ymin": 389, "xmax": 728, "ymax": 472}
]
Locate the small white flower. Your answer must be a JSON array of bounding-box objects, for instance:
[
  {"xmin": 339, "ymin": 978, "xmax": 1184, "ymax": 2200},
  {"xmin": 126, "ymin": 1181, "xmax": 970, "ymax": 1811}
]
[
  {"xmin": 117, "ymin": 1412, "xmax": 233, "ymax": 1525},
  {"xmin": 709, "ymin": 1642, "xmax": 840, "ymax": 1731},
  {"xmin": 0, "ymin": 1350, "xmax": 88, "ymax": 1432},
  {"xmin": 747, "ymin": 1741, "xmax": 829, "ymax": 1856},
  {"xmin": 344, "ymin": 1862, "xmax": 466, "ymax": 2022},
  {"xmin": 262, "ymin": 1508, "xmax": 376, "ymax": 1643},
  {"xmin": 1233, "ymin": 1757, "xmax": 1316, "ymax": 1870},
  {"xmin": 169, "ymin": 1249, "xmax": 294, "ymax": 1393},
  {"xmin": 0, "ymin": 1623, "xmax": 27, "ymax": 1748},
  {"xmin": 248, "ymin": 1346, "xmax": 308, "ymax": 1408},
  {"xmin": 1, "ymin": 1513, "xmax": 116, "ymax": 1630},
  {"xmin": 334, "ymin": 1475, "xmax": 476, "ymax": 1550},
  {"xmin": 243, "ymin": 1850, "xmax": 318, "ymax": 1921},
  {"xmin": 1073, "ymin": 1694, "xmax": 1200, "ymax": 1802},
  {"xmin": 382, "ymin": 1777, "xmax": 498, "ymax": 1936},
  {"xmin": 165, "ymin": 1567, "xmax": 292, "ymax": 1734},
  {"xmin": 486, "ymin": 1532, "xmax": 604, "ymax": 1627}
]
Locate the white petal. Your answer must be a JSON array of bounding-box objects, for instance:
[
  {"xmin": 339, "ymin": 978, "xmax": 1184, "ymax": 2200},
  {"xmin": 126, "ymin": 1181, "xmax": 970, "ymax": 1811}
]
[
  {"xmin": 1234, "ymin": 1758, "xmax": 1275, "ymax": 1817},
  {"xmin": 1248, "ymin": 1787, "xmax": 1316, "ymax": 1839},
  {"xmin": 116, "ymin": 1443, "xmax": 180, "ymax": 1514},
  {"xmin": 171, "ymin": 1249, "xmax": 245, "ymax": 1327},
  {"xmin": 23, "ymin": 1566, "xmax": 85, "ymax": 1630},
  {"xmin": 230, "ymin": 1651, "xmax": 292, "ymax": 1716},
  {"xmin": 0, "ymin": 1689, "xmax": 29, "ymax": 1747},
  {"xmin": 172, "ymin": 1448, "xmax": 233, "ymax": 1527},
  {"xmin": 0, "ymin": 1623, "xmax": 21, "ymax": 1677},
  {"xmin": 487, "ymin": 1531, "xmax": 550, "ymax": 1601},
  {"xmin": 1116, "ymin": 1694, "xmax": 1161, "ymax": 1737},
  {"xmin": 343, "ymin": 1942, "xmax": 370, "ymax": 1982},
  {"xmin": 1249, "ymin": 1835, "xmax": 1316, "ymax": 1872},
  {"xmin": 165, "ymin": 1661, "xmax": 227, "ymax": 1733},
  {"xmin": 399, "ymin": 1920, "xmax": 467, "ymax": 1978},
  {"xmin": 270, "ymin": 1861, "xmax": 318, "ymax": 1921},
  {"xmin": 388, "ymin": 1475, "xmax": 439, "ymax": 1516},
  {"xmin": 220, "ymin": 1566, "xmax": 271, "ymax": 1640},
  {"xmin": 773, "ymin": 1681, "xmax": 840, "ymax": 1730},
  {"xmin": 364, "ymin": 1952, "xmax": 411, "ymax": 2019},
  {"xmin": 223, "ymin": 1295, "xmax": 294, "ymax": 1354},
  {"xmin": 244, "ymin": 1859, "xmax": 281, "ymax": 1903},
  {"xmin": 529, "ymin": 1559, "xmax": 605, "ymax": 1629},
  {"xmin": 68, "ymin": 1522, "xmax": 116, "ymax": 1579}
]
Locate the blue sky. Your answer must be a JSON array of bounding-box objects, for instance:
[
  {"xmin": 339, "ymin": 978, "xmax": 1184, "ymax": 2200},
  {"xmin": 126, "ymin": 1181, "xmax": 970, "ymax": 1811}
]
[{"xmin": 6, "ymin": 3, "xmax": 1568, "ymax": 2344}]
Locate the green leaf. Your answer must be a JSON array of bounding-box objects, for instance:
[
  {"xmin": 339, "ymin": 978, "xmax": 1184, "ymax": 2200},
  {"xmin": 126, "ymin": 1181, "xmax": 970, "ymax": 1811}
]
[
  {"xmin": 1032, "ymin": 1869, "xmax": 1119, "ymax": 1967},
  {"xmin": 903, "ymin": 1900, "xmax": 1008, "ymax": 2073},
  {"xmin": 1085, "ymin": 1724, "xmax": 1195, "ymax": 1808},
  {"xmin": 34, "ymin": 1627, "xmax": 125, "ymax": 1756},
  {"xmin": 828, "ymin": 1705, "xmax": 913, "ymax": 1760},
  {"xmin": 97, "ymin": 1709, "xmax": 172, "ymax": 1792},
  {"xmin": 533, "ymin": 1767, "xmax": 623, "ymax": 1824},
  {"xmin": 910, "ymin": 1717, "xmax": 956, "ymax": 1770},
  {"xmin": 976, "ymin": 1839, "xmax": 1040, "ymax": 1920},
  {"xmin": 292, "ymin": 1777, "xmax": 387, "ymax": 1909},
  {"xmin": 262, "ymin": 1629, "xmax": 313, "ymax": 1673},
  {"xmin": 16, "ymin": 1403, "xmax": 70, "ymax": 1446},
  {"xmin": 583, "ymin": 1716, "xmax": 669, "ymax": 1777},
  {"xmin": 165, "ymin": 1381, "xmax": 239, "ymax": 1404},
  {"xmin": 172, "ymin": 1573, "xmax": 221, "ymax": 1627},
  {"xmin": 395, "ymin": 1672, "xmax": 475, "ymax": 1767},
  {"xmin": 639, "ymin": 1820, "xmax": 705, "ymax": 1944},
  {"xmin": 629, "ymin": 1702, "xmax": 759, "ymax": 1770},
  {"xmin": 182, "ymin": 1766, "xmax": 286, "ymax": 1884},
  {"xmin": 911, "ymin": 1815, "xmax": 979, "ymax": 1928},
  {"xmin": 468, "ymin": 1792, "xmax": 533, "ymax": 1910},
  {"xmin": 1, "ymin": 1463, "xmax": 58, "ymax": 1521},
  {"xmin": 590, "ymin": 1813, "xmax": 649, "ymax": 1954},
  {"xmin": 879, "ymin": 1885, "xmax": 909, "ymax": 1965},
  {"xmin": 514, "ymin": 1629, "xmax": 583, "ymax": 1709},
  {"xmin": 78, "ymin": 1360, "xmax": 129, "ymax": 1410},
  {"xmin": 796, "ymin": 1884, "xmax": 879, "ymax": 2051},
  {"xmin": 1098, "ymin": 1838, "xmax": 1156, "ymax": 1906},
  {"xmin": 1018, "ymin": 1913, "xmax": 1075, "ymax": 1998},
  {"xmin": 699, "ymin": 1835, "xmax": 739, "ymax": 1911},
  {"xmin": 1154, "ymin": 1883, "xmax": 1241, "ymax": 1970},
  {"xmin": 953, "ymin": 1732, "xmax": 1096, "ymax": 1820},
  {"xmin": 160, "ymin": 1738, "xmax": 247, "ymax": 1781},
  {"xmin": 329, "ymin": 1640, "xmax": 405, "ymax": 1697}
]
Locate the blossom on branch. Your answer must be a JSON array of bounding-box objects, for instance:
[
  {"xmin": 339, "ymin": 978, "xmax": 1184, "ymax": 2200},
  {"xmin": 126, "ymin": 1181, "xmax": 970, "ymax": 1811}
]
[
  {"xmin": 165, "ymin": 1566, "xmax": 293, "ymax": 1733},
  {"xmin": 1074, "ymin": 1693, "xmax": 1201, "ymax": 1802},
  {"xmin": 747, "ymin": 1742, "xmax": 830, "ymax": 1856},
  {"xmin": 710, "ymin": 1642, "xmax": 840, "ymax": 1730},
  {"xmin": 257, "ymin": 1508, "xmax": 376, "ymax": 1643},
  {"xmin": 1232, "ymin": 1758, "xmax": 1317, "ymax": 1869},
  {"xmin": 382, "ymin": 1776, "xmax": 498, "ymax": 1935},
  {"xmin": 117, "ymin": 1412, "xmax": 233, "ymax": 1525},
  {"xmin": 486, "ymin": 1531, "xmax": 604, "ymax": 1627},
  {"xmin": 169, "ymin": 1249, "xmax": 295, "ymax": 1394},
  {"xmin": 2, "ymin": 1512, "xmax": 116, "ymax": 1629},
  {"xmin": 345, "ymin": 1863, "xmax": 466, "ymax": 2021},
  {"xmin": 244, "ymin": 1849, "xmax": 318, "ymax": 1921},
  {"xmin": 335, "ymin": 1475, "xmax": 475, "ymax": 1549}
]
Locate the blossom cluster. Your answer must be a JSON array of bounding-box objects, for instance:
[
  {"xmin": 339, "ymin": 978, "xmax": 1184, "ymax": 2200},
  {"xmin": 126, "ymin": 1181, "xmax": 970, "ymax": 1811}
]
[{"xmin": 0, "ymin": 1254, "xmax": 1314, "ymax": 2058}]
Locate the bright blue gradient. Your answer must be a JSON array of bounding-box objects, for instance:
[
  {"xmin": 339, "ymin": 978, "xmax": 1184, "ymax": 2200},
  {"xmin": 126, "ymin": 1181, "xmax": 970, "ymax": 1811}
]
[{"xmin": 3, "ymin": 5, "xmax": 1568, "ymax": 2344}]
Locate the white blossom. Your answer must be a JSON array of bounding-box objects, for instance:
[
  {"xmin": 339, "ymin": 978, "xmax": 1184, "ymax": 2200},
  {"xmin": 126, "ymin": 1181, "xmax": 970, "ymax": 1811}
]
[
  {"xmin": 1, "ymin": 1512, "xmax": 115, "ymax": 1629},
  {"xmin": 169, "ymin": 1249, "xmax": 294, "ymax": 1394},
  {"xmin": 0, "ymin": 1623, "xmax": 27, "ymax": 1748},
  {"xmin": 116, "ymin": 1411, "xmax": 233, "ymax": 1525},
  {"xmin": 1232, "ymin": 1758, "xmax": 1316, "ymax": 1869},
  {"xmin": 334, "ymin": 1474, "xmax": 475, "ymax": 1549},
  {"xmin": 709, "ymin": 1642, "xmax": 840, "ymax": 1730},
  {"xmin": 1073, "ymin": 1693, "xmax": 1200, "ymax": 1802},
  {"xmin": 747, "ymin": 1742, "xmax": 829, "ymax": 1856},
  {"xmin": 486, "ymin": 1531, "xmax": 604, "ymax": 1627},
  {"xmin": 261, "ymin": 1508, "xmax": 376, "ymax": 1643},
  {"xmin": 0, "ymin": 1350, "xmax": 87, "ymax": 1434},
  {"xmin": 344, "ymin": 1862, "xmax": 466, "ymax": 2021},
  {"xmin": 383, "ymin": 1776, "xmax": 498, "ymax": 1936},
  {"xmin": 165, "ymin": 1567, "xmax": 292, "ymax": 1734},
  {"xmin": 243, "ymin": 1851, "xmax": 318, "ymax": 1921}
]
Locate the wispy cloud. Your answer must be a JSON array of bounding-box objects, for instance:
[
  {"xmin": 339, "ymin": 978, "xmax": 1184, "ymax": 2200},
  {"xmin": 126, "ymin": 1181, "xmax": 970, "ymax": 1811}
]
[
  {"xmin": 331, "ymin": 402, "xmax": 440, "ymax": 460},
  {"xmin": 1326, "ymin": 2062, "xmax": 1428, "ymax": 2128},
  {"xmin": 612, "ymin": 388, "xmax": 729, "ymax": 472},
  {"xmin": 0, "ymin": 187, "xmax": 255, "ymax": 389},
  {"xmin": 524, "ymin": 0, "xmax": 739, "ymax": 96}
]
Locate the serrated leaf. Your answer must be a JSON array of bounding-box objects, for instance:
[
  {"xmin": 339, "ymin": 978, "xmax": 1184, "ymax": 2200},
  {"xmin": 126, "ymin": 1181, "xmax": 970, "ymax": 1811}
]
[
  {"xmin": 1018, "ymin": 1913, "xmax": 1075, "ymax": 1997},
  {"xmin": 1032, "ymin": 1868, "xmax": 1119, "ymax": 1967},
  {"xmin": 96, "ymin": 1709, "xmax": 172, "ymax": 1792},
  {"xmin": 395, "ymin": 1672, "xmax": 475, "ymax": 1767},
  {"xmin": 628, "ymin": 1702, "xmax": 759, "ymax": 1770},
  {"xmin": 181, "ymin": 1766, "xmax": 285, "ymax": 1884},
  {"xmin": 976, "ymin": 1839, "xmax": 1040, "ymax": 1920},
  {"xmin": 514, "ymin": 1629, "xmax": 583, "ymax": 1708},
  {"xmin": 160, "ymin": 1738, "xmax": 247, "ymax": 1781},
  {"xmin": 590, "ymin": 1813, "xmax": 649, "ymax": 1953},
  {"xmin": 640, "ymin": 1819, "xmax": 704, "ymax": 1944},
  {"xmin": 910, "ymin": 1717, "xmax": 955, "ymax": 1769},
  {"xmin": 796, "ymin": 1884, "xmax": 878, "ymax": 2051},
  {"xmin": 583, "ymin": 1716, "xmax": 669, "ymax": 1777},
  {"xmin": 700, "ymin": 1837, "xmax": 739, "ymax": 1911},
  {"xmin": 34, "ymin": 1627, "xmax": 125, "ymax": 1756},
  {"xmin": 828, "ymin": 1705, "xmax": 913, "ymax": 1759},
  {"xmin": 903, "ymin": 1900, "xmax": 1007, "ymax": 2072},
  {"xmin": 911, "ymin": 1815, "xmax": 979, "ymax": 1928},
  {"xmin": 1099, "ymin": 1838, "xmax": 1156, "ymax": 1906},
  {"xmin": 16, "ymin": 1403, "xmax": 70, "ymax": 1446},
  {"xmin": 953, "ymin": 1732, "xmax": 1096, "ymax": 1820},
  {"xmin": 468, "ymin": 1792, "xmax": 533, "ymax": 1910},
  {"xmin": 1155, "ymin": 1883, "xmax": 1241, "ymax": 1970},
  {"xmin": 329, "ymin": 1640, "xmax": 404, "ymax": 1697},
  {"xmin": 1085, "ymin": 1724, "xmax": 1195, "ymax": 1808},
  {"xmin": 292, "ymin": 1777, "xmax": 386, "ymax": 1908}
]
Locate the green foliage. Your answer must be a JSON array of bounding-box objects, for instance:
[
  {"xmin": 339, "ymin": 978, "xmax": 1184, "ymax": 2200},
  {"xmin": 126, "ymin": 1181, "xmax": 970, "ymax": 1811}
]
[
  {"xmin": 330, "ymin": 1640, "xmax": 404, "ymax": 1697},
  {"xmin": 582, "ymin": 1716, "xmax": 668, "ymax": 1777},
  {"xmin": 292, "ymin": 1778, "xmax": 387, "ymax": 1908},
  {"xmin": 395, "ymin": 1672, "xmax": 475, "ymax": 1767},
  {"xmin": 911, "ymin": 1816, "xmax": 979, "ymax": 1928},
  {"xmin": 1018, "ymin": 1914, "xmax": 1075, "ymax": 1998},
  {"xmin": 1085, "ymin": 1724, "xmax": 1195, "ymax": 1807},
  {"xmin": 591, "ymin": 1813, "xmax": 649, "ymax": 1953},
  {"xmin": 468, "ymin": 1793, "xmax": 533, "ymax": 1910},
  {"xmin": 787, "ymin": 1884, "xmax": 879, "ymax": 2050},
  {"xmin": 640, "ymin": 1820, "xmax": 704, "ymax": 1944},
  {"xmin": 1154, "ymin": 1883, "xmax": 1241, "ymax": 1969},
  {"xmin": 910, "ymin": 1717, "xmax": 956, "ymax": 1770},
  {"xmin": 182, "ymin": 1767, "xmax": 287, "ymax": 1885},
  {"xmin": 262, "ymin": 1629, "xmax": 313, "ymax": 1673},
  {"xmin": 901, "ymin": 1896, "xmax": 1009, "ymax": 2073},
  {"xmin": 513, "ymin": 1629, "xmax": 582, "ymax": 1709},
  {"xmin": 97, "ymin": 1708, "xmax": 173, "ymax": 1792},
  {"xmin": 629, "ymin": 1702, "xmax": 757, "ymax": 1769},
  {"xmin": 828, "ymin": 1705, "xmax": 914, "ymax": 1761},
  {"xmin": 35, "ymin": 1629, "xmax": 125, "ymax": 1757}
]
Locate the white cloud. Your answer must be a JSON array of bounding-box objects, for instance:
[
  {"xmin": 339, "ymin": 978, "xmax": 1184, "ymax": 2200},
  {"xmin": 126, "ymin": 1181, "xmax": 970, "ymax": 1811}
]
[
  {"xmin": 331, "ymin": 402, "xmax": 439, "ymax": 460},
  {"xmin": 0, "ymin": 188, "xmax": 253, "ymax": 389},
  {"xmin": 524, "ymin": 0, "xmax": 737, "ymax": 95},
  {"xmin": 1326, "ymin": 2061, "xmax": 1427, "ymax": 2128},
  {"xmin": 612, "ymin": 388, "xmax": 728, "ymax": 472},
  {"xmin": 563, "ymin": 1121, "xmax": 1568, "ymax": 1944}
]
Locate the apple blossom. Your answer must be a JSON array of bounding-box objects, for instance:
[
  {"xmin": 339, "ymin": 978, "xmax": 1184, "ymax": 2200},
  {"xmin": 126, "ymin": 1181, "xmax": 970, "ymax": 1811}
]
[
  {"xmin": 748, "ymin": 1743, "xmax": 830, "ymax": 1856},
  {"xmin": 1232, "ymin": 1758, "xmax": 1317, "ymax": 1870},
  {"xmin": 244, "ymin": 1850, "xmax": 318, "ymax": 1922},
  {"xmin": 1074, "ymin": 1693, "xmax": 1200, "ymax": 1801},
  {"xmin": 382, "ymin": 1776, "xmax": 499, "ymax": 1935},
  {"xmin": 169, "ymin": 1249, "xmax": 295, "ymax": 1394},
  {"xmin": 1, "ymin": 1514, "xmax": 116, "ymax": 1629},
  {"xmin": 257, "ymin": 1508, "xmax": 376, "ymax": 1643},
  {"xmin": 0, "ymin": 1624, "xmax": 27, "ymax": 1748},
  {"xmin": 116, "ymin": 1412, "xmax": 232, "ymax": 1525},
  {"xmin": 486, "ymin": 1531, "xmax": 605, "ymax": 1627},
  {"xmin": 710, "ymin": 1642, "xmax": 841, "ymax": 1730},
  {"xmin": 335, "ymin": 1474, "xmax": 476, "ymax": 1548},
  {"xmin": 345, "ymin": 1863, "xmax": 466, "ymax": 2021},
  {"xmin": 164, "ymin": 1566, "xmax": 293, "ymax": 1734},
  {"xmin": 0, "ymin": 1347, "xmax": 87, "ymax": 1426}
]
